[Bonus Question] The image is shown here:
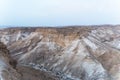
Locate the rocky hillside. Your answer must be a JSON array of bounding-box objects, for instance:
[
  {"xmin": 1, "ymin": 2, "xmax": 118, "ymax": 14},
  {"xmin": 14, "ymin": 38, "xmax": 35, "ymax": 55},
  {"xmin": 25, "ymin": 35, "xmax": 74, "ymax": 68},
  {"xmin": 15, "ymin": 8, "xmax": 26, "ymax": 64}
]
[
  {"xmin": 0, "ymin": 26, "xmax": 120, "ymax": 80},
  {"xmin": 0, "ymin": 41, "xmax": 58, "ymax": 80},
  {"xmin": 0, "ymin": 42, "xmax": 21, "ymax": 80}
]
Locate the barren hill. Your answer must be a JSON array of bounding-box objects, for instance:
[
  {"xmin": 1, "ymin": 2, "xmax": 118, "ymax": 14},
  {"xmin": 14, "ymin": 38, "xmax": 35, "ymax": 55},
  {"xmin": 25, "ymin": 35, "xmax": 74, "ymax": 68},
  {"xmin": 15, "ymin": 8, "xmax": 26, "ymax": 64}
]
[{"xmin": 0, "ymin": 26, "xmax": 120, "ymax": 80}]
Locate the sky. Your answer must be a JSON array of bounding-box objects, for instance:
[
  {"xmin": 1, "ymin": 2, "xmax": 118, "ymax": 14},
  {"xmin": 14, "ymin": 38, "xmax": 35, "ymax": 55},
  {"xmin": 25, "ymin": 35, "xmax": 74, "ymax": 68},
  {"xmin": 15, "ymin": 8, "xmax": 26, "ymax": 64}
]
[{"xmin": 0, "ymin": 0, "xmax": 120, "ymax": 27}]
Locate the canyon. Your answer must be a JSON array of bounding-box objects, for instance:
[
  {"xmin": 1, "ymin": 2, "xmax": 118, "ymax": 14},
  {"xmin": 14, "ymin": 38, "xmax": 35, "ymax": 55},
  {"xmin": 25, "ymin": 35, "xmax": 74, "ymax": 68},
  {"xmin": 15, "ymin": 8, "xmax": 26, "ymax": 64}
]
[{"xmin": 0, "ymin": 26, "xmax": 120, "ymax": 80}]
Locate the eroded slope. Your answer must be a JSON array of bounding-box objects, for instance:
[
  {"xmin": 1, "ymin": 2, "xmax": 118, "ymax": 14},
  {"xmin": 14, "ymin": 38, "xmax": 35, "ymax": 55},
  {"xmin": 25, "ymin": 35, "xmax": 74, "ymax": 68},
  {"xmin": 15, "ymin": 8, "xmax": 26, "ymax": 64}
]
[
  {"xmin": 0, "ymin": 42, "xmax": 21, "ymax": 80},
  {"xmin": 0, "ymin": 26, "xmax": 120, "ymax": 80}
]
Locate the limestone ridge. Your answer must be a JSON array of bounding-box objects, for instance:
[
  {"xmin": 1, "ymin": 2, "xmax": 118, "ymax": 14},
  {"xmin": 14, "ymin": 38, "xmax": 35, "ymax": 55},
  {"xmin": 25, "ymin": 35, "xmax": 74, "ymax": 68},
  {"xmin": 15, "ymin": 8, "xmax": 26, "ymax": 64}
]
[{"xmin": 0, "ymin": 26, "xmax": 120, "ymax": 80}]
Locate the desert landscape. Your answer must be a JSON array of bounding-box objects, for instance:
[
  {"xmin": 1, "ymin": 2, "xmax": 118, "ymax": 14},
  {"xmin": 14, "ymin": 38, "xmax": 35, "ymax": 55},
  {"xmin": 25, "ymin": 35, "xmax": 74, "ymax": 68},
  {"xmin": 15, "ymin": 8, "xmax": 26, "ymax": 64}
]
[{"xmin": 0, "ymin": 26, "xmax": 120, "ymax": 80}]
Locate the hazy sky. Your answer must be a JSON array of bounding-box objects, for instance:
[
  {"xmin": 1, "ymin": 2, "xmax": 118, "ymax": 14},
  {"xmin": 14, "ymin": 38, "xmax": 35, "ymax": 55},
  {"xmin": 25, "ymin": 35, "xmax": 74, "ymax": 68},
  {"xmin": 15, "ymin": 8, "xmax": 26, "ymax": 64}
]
[{"xmin": 0, "ymin": 0, "xmax": 120, "ymax": 27}]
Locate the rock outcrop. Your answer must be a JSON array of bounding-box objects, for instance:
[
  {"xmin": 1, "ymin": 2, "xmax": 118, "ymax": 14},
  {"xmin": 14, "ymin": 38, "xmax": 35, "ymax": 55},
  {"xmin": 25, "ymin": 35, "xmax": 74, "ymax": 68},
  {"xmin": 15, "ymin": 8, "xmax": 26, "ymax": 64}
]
[
  {"xmin": 0, "ymin": 42, "xmax": 58, "ymax": 80},
  {"xmin": 0, "ymin": 42, "xmax": 21, "ymax": 80},
  {"xmin": 0, "ymin": 26, "xmax": 120, "ymax": 80}
]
